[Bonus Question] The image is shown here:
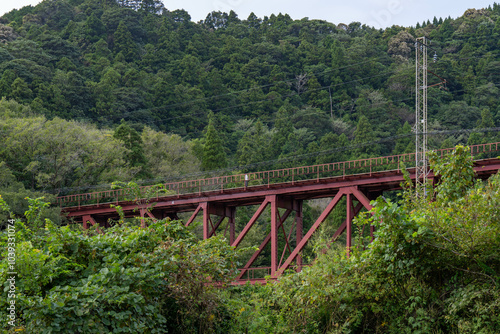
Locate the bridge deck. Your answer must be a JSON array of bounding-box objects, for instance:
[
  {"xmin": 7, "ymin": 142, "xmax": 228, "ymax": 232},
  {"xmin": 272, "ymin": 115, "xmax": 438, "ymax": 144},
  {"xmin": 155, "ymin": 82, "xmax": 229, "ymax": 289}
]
[
  {"xmin": 56, "ymin": 144, "xmax": 500, "ymax": 282},
  {"xmin": 62, "ymin": 158, "xmax": 500, "ymax": 221}
]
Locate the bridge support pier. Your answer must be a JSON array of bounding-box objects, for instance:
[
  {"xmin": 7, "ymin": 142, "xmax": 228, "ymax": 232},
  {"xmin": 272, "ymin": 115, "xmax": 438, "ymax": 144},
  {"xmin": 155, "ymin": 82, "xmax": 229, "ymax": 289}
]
[
  {"xmin": 235, "ymin": 196, "xmax": 303, "ymax": 279},
  {"xmin": 139, "ymin": 207, "xmax": 157, "ymax": 228},
  {"xmin": 184, "ymin": 202, "xmax": 236, "ymax": 243},
  {"xmin": 273, "ymin": 186, "xmax": 373, "ymax": 278},
  {"xmin": 184, "ymin": 187, "xmax": 374, "ymax": 280}
]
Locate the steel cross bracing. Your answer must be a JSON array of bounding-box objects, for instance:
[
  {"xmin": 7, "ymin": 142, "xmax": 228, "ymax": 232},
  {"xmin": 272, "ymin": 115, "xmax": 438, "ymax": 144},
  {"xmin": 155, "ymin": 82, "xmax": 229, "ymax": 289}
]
[
  {"xmin": 58, "ymin": 143, "xmax": 500, "ymax": 284},
  {"xmin": 415, "ymin": 36, "xmax": 428, "ymax": 198}
]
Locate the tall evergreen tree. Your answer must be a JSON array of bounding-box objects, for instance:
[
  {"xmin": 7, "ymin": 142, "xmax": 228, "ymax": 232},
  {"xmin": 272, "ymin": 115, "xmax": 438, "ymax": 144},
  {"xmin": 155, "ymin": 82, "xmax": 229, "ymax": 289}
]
[
  {"xmin": 201, "ymin": 112, "xmax": 227, "ymax": 171},
  {"xmin": 316, "ymin": 132, "xmax": 350, "ymax": 164},
  {"xmin": 10, "ymin": 77, "xmax": 32, "ymax": 103},
  {"xmin": 0, "ymin": 70, "xmax": 15, "ymax": 98},
  {"xmin": 237, "ymin": 119, "xmax": 267, "ymax": 170},
  {"xmin": 271, "ymin": 103, "xmax": 295, "ymax": 157},
  {"xmin": 393, "ymin": 121, "xmax": 414, "ymax": 154},
  {"xmin": 113, "ymin": 120, "xmax": 149, "ymax": 177},
  {"xmin": 469, "ymin": 108, "xmax": 498, "ymax": 145},
  {"xmin": 83, "ymin": 13, "xmax": 106, "ymax": 43},
  {"xmin": 246, "ymin": 12, "xmax": 261, "ymax": 27},
  {"xmin": 139, "ymin": 0, "xmax": 164, "ymax": 14},
  {"xmin": 353, "ymin": 115, "xmax": 380, "ymax": 157},
  {"xmin": 113, "ymin": 20, "xmax": 139, "ymax": 61}
]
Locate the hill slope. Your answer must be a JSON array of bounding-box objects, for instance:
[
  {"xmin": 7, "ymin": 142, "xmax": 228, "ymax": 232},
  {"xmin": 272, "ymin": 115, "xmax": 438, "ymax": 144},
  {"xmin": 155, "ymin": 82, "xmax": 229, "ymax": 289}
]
[{"xmin": 0, "ymin": 0, "xmax": 499, "ymax": 195}]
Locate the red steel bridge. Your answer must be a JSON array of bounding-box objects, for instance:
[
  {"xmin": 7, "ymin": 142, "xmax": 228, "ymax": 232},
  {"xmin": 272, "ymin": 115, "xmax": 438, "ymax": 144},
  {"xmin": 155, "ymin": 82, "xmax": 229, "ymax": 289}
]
[{"xmin": 57, "ymin": 142, "xmax": 500, "ymax": 283}]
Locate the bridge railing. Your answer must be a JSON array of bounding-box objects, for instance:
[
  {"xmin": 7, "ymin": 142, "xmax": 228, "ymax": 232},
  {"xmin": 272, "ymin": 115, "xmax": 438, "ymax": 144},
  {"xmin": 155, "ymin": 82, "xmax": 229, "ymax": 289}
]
[{"xmin": 56, "ymin": 142, "xmax": 500, "ymax": 208}]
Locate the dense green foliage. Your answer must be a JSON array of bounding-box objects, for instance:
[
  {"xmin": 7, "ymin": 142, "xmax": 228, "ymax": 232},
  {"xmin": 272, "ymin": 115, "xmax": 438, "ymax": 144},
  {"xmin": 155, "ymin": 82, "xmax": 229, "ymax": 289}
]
[
  {"xmin": 0, "ymin": 197, "xmax": 241, "ymax": 333},
  {"xmin": 1, "ymin": 1, "xmax": 500, "ymax": 198},
  {"xmin": 1, "ymin": 0, "xmax": 500, "ymax": 331},
  {"xmin": 0, "ymin": 99, "xmax": 200, "ymax": 199}
]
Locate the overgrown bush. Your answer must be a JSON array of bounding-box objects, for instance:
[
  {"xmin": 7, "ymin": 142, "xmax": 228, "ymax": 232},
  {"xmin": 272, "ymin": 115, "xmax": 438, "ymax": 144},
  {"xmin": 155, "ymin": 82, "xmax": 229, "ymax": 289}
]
[{"xmin": 0, "ymin": 197, "xmax": 240, "ymax": 333}]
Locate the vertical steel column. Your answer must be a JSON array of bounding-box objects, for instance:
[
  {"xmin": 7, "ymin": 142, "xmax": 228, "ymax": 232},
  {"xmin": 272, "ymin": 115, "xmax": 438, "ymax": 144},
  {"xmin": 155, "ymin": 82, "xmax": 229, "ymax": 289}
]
[
  {"xmin": 295, "ymin": 200, "xmax": 303, "ymax": 272},
  {"xmin": 82, "ymin": 215, "xmax": 90, "ymax": 230},
  {"xmin": 275, "ymin": 189, "xmax": 346, "ymax": 277},
  {"xmin": 346, "ymin": 193, "xmax": 352, "ymax": 255},
  {"xmin": 139, "ymin": 208, "xmax": 146, "ymax": 228},
  {"xmin": 236, "ymin": 208, "xmax": 292, "ymax": 280},
  {"xmin": 270, "ymin": 195, "xmax": 278, "ymax": 276},
  {"xmin": 202, "ymin": 202, "xmax": 209, "ymax": 240},
  {"xmin": 229, "ymin": 207, "xmax": 236, "ymax": 245}
]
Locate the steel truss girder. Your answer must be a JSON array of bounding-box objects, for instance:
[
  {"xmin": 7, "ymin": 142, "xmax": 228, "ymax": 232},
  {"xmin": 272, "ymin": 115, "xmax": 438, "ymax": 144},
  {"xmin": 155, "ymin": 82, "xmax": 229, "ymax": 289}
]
[
  {"xmin": 203, "ymin": 187, "xmax": 373, "ymax": 279},
  {"xmin": 235, "ymin": 196, "xmax": 303, "ymax": 278},
  {"xmin": 273, "ymin": 186, "xmax": 373, "ymax": 278},
  {"xmin": 106, "ymin": 187, "xmax": 374, "ymax": 280}
]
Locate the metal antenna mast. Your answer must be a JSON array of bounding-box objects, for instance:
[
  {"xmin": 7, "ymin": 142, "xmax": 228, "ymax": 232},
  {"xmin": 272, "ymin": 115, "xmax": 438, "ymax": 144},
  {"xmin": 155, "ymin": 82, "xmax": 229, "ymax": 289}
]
[{"xmin": 415, "ymin": 37, "xmax": 428, "ymax": 198}]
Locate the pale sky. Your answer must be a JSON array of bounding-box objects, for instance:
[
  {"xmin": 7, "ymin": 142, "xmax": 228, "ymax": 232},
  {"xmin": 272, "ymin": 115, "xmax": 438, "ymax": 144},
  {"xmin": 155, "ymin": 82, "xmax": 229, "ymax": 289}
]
[{"xmin": 0, "ymin": 0, "xmax": 496, "ymax": 29}]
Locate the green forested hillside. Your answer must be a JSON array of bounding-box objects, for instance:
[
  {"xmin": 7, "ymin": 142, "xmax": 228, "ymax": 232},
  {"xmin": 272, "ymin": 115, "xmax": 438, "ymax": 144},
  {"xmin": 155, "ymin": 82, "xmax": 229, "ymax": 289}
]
[
  {"xmin": 1, "ymin": 2, "xmax": 500, "ymax": 332},
  {"xmin": 0, "ymin": 0, "xmax": 500, "ymax": 199}
]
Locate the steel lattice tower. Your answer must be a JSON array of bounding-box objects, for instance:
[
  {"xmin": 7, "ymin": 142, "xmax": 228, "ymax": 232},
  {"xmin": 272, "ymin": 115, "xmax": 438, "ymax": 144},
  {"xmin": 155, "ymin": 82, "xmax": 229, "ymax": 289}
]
[{"xmin": 415, "ymin": 37, "xmax": 428, "ymax": 198}]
